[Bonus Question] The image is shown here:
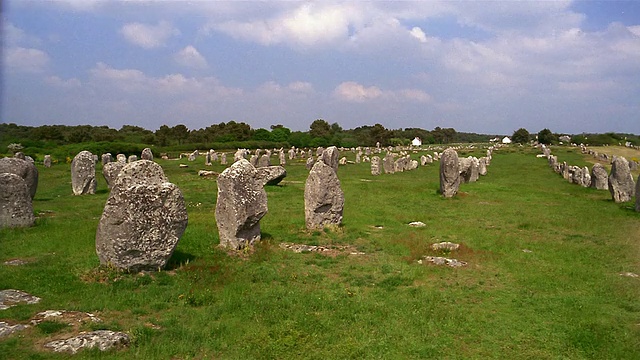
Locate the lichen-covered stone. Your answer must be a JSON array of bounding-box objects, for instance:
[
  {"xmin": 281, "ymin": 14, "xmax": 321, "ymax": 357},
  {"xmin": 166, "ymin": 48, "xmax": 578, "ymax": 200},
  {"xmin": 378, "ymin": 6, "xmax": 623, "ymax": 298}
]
[
  {"xmin": 215, "ymin": 159, "xmax": 268, "ymax": 249},
  {"xmin": 102, "ymin": 161, "xmax": 126, "ymax": 190},
  {"xmin": 71, "ymin": 151, "xmax": 96, "ymax": 195},
  {"xmin": 0, "ymin": 157, "xmax": 38, "ymax": 199},
  {"xmin": 608, "ymin": 157, "xmax": 635, "ymax": 202},
  {"xmin": 0, "ymin": 173, "xmax": 35, "ymax": 228},
  {"xmin": 440, "ymin": 148, "xmax": 460, "ymax": 198},
  {"xmin": 590, "ymin": 163, "xmax": 608, "ymax": 190},
  {"xmin": 96, "ymin": 160, "xmax": 188, "ymax": 271},
  {"xmin": 141, "ymin": 148, "xmax": 153, "ymax": 161},
  {"xmin": 320, "ymin": 146, "xmax": 339, "ymax": 172},
  {"xmin": 44, "ymin": 330, "xmax": 129, "ymax": 354},
  {"xmin": 370, "ymin": 156, "xmax": 381, "ymax": 176},
  {"xmin": 304, "ymin": 160, "xmax": 344, "ymax": 230},
  {"xmin": 255, "ymin": 166, "xmax": 287, "ymax": 186}
]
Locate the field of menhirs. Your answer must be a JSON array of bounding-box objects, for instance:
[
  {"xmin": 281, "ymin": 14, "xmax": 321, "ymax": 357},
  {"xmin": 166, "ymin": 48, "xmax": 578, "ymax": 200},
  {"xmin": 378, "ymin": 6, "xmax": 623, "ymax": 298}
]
[{"xmin": 1, "ymin": 143, "xmax": 640, "ymax": 359}]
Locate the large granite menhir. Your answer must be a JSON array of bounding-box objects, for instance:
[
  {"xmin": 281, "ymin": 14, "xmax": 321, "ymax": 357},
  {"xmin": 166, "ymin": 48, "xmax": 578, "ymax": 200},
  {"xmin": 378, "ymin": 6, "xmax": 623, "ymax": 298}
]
[
  {"xmin": 71, "ymin": 151, "xmax": 96, "ymax": 195},
  {"xmin": 95, "ymin": 160, "xmax": 188, "ymax": 271},
  {"xmin": 215, "ymin": 159, "xmax": 268, "ymax": 250},
  {"xmin": 304, "ymin": 157, "xmax": 344, "ymax": 230},
  {"xmin": 440, "ymin": 148, "xmax": 460, "ymax": 198},
  {"xmin": 608, "ymin": 157, "xmax": 635, "ymax": 203},
  {"xmin": 0, "ymin": 157, "xmax": 38, "ymax": 199},
  {"xmin": 0, "ymin": 173, "xmax": 35, "ymax": 228}
]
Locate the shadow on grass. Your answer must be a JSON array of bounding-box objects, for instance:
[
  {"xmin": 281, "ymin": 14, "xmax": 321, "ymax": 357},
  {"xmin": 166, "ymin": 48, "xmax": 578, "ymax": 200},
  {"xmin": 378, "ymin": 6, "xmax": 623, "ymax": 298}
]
[
  {"xmin": 96, "ymin": 189, "xmax": 109, "ymax": 195},
  {"xmin": 166, "ymin": 249, "xmax": 197, "ymax": 270}
]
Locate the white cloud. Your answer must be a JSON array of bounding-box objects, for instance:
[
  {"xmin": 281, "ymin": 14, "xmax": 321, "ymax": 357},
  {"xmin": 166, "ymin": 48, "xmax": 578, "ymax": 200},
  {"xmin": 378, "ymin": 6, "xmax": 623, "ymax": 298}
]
[
  {"xmin": 120, "ymin": 21, "xmax": 179, "ymax": 49},
  {"xmin": 333, "ymin": 82, "xmax": 430, "ymax": 103},
  {"xmin": 45, "ymin": 76, "xmax": 82, "ymax": 88},
  {"xmin": 173, "ymin": 45, "xmax": 208, "ymax": 69},
  {"xmin": 5, "ymin": 47, "xmax": 50, "ymax": 73},
  {"xmin": 409, "ymin": 27, "xmax": 428, "ymax": 43}
]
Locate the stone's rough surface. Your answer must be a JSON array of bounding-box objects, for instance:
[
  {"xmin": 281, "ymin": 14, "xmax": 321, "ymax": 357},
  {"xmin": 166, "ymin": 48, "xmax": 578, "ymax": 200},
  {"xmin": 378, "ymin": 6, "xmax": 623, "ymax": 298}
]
[
  {"xmin": 44, "ymin": 330, "xmax": 129, "ymax": 354},
  {"xmin": 431, "ymin": 242, "xmax": 460, "ymax": 251},
  {"xmin": 0, "ymin": 321, "xmax": 29, "ymax": 338},
  {"xmin": 440, "ymin": 148, "xmax": 460, "ymax": 198},
  {"xmin": 0, "ymin": 157, "xmax": 38, "ymax": 199},
  {"xmin": 636, "ymin": 174, "xmax": 640, "ymax": 212},
  {"xmin": 0, "ymin": 289, "xmax": 41, "ymax": 310},
  {"xmin": 304, "ymin": 160, "xmax": 344, "ymax": 229},
  {"xmin": 71, "ymin": 151, "xmax": 97, "ymax": 195},
  {"xmin": 96, "ymin": 160, "xmax": 188, "ymax": 271},
  {"xmin": 420, "ymin": 256, "xmax": 467, "ymax": 267},
  {"xmin": 608, "ymin": 157, "xmax": 636, "ymax": 202},
  {"xmin": 590, "ymin": 163, "xmax": 609, "ymax": 190},
  {"xmin": 459, "ymin": 157, "xmax": 478, "ymax": 183},
  {"xmin": 321, "ymin": 146, "xmax": 340, "ymax": 172},
  {"xmin": 408, "ymin": 221, "xmax": 426, "ymax": 227},
  {"xmin": 216, "ymin": 160, "xmax": 268, "ymax": 249},
  {"xmin": 127, "ymin": 155, "xmax": 138, "ymax": 163},
  {"xmin": 102, "ymin": 162, "xmax": 126, "ymax": 190},
  {"xmin": 383, "ymin": 153, "xmax": 395, "ymax": 174},
  {"xmin": 116, "ymin": 154, "xmax": 127, "ymax": 163},
  {"xmin": 255, "ymin": 166, "xmax": 287, "ymax": 186},
  {"xmin": 141, "ymin": 148, "xmax": 153, "ymax": 161},
  {"xmin": 478, "ymin": 157, "xmax": 488, "ymax": 176},
  {"xmin": 198, "ymin": 170, "xmax": 219, "ymax": 177},
  {"xmin": 257, "ymin": 154, "xmax": 271, "ymax": 168},
  {"xmin": 305, "ymin": 157, "xmax": 315, "ymax": 170},
  {"xmin": 0, "ymin": 173, "xmax": 35, "ymax": 228},
  {"xmin": 101, "ymin": 153, "xmax": 112, "ymax": 165},
  {"xmin": 370, "ymin": 156, "xmax": 381, "ymax": 175}
]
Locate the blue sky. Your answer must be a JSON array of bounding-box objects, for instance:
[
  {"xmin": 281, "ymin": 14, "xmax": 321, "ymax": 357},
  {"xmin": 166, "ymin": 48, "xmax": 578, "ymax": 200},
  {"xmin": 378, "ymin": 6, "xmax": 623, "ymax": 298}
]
[{"xmin": 3, "ymin": 1, "xmax": 640, "ymax": 135}]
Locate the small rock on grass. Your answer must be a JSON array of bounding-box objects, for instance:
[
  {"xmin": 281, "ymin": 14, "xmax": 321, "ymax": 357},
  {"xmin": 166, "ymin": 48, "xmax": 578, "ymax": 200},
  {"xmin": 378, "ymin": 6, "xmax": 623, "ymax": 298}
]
[
  {"xmin": 419, "ymin": 256, "xmax": 467, "ymax": 267},
  {"xmin": 44, "ymin": 330, "xmax": 129, "ymax": 354},
  {"xmin": 0, "ymin": 289, "xmax": 41, "ymax": 310},
  {"xmin": 408, "ymin": 221, "xmax": 426, "ymax": 227},
  {"xmin": 0, "ymin": 321, "xmax": 29, "ymax": 338}
]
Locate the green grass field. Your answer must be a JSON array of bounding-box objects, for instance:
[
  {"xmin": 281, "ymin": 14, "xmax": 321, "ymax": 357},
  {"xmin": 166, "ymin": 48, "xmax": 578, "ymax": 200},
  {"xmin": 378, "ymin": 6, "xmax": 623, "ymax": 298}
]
[{"xmin": 1, "ymin": 145, "xmax": 639, "ymax": 359}]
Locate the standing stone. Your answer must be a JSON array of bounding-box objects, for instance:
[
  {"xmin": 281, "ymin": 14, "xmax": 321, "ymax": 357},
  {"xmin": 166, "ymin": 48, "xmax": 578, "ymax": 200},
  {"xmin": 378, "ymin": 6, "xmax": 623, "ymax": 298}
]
[
  {"xmin": 188, "ymin": 151, "xmax": 197, "ymax": 161},
  {"xmin": 561, "ymin": 162, "xmax": 570, "ymax": 180},
  {"xmin": 255, "ymin": 166, "xmax": 287, "ymax": 186},
  {"xmin": 101, "ymin": 153, "xmax": 112, "ymax": 166},
  {"xmin": 288, "ymin": 147, "xmax": 296, "ymax": 160},
  {"xmin": 102, "ymin": 162, "xmax": 126, "ymax": 190},
  {"xmin": 590, "ymin": 163, "xmax": 608, "ymax": 190},
  {"xmin": 13, "ymin": 152, "xmax": 25, "ymax": 160},
  {"xmin": 234, "ymin": 149, "xmax": 247, "ymax": 162},
  {"xmin": 0, "ymin": 157, "xmax": 38, "ymax": 199},
  {"xmin": 141, "ymin": 148, "xmax": 153, "ymax": 161},
  {"xmin": 257, "ymin": 154, "xmax": 270, "ymax": 168},
  {"xmin": 338, "ymin": 157, "xmax": 347, "ymax": 165},
  {"xmin": 608, "ymin": 157, "xmax": 636, "ymax": 202},
  {"xmin": 211, "ymin": 151, "xmax": 218, "ymax": 162},
  {"xmin": 355, "ymin": 152, "xmax": 361, "ymax": 164},
  {"xmin": 279, "ymin": 151, "xmax": 286, "ymax": 166},
  {"xmin": 636, "ymin": 174, "xmax": 640, "ymax": 212},
  {"xmin": 371, "ymin": 156, "xmax": 381, "ymax": 176},
  {"xmin": 394, "ymin": 157, "xmax": 406, "ymax": 172},
  {"xmin": 321, "ymin": 146, "xmax": 339, "ymax": 173},
  {"xmin": 581, "ymin": 166, "xmax": 591, "ymax": 188},
  {"xmin": 478, "ymin": 157, "xmax": 488, "ymax": 176},
  {"xmin": 304, "ymin": 160, "xmax": 344, "ymax": 230},
  {"xmin": 215, "ymin": 159, "xmax": 268, "ymax": 249},
  {"xmin": 96, "ymin": 160, "xmax": 188, "ymax": 271},
  {"xmin": 43, "ymin": 155, "xmax": 52, "ymax": 168},
  {"xmin": 116, "ymin": 154, "xmax": 127, "ymax": 163},
  {"xmin": 383, "ymin": 153, "xmax": 395, "ymax": 174},
  {"xmin": 420, "ymin": 155, "xmax": 428, "ymax": 166},
  {"xmin": 306, "ymin": 157, "xmax": 315, "ymax": 170},
  {"xmin": 249, "ymin": 155, "xmax": 259, "ymax": 167},
  {"xmin": 220, "ymin": 153, "xmax": 227, "ymax": 165},
  {"xmin": 0, "ymin": 173, "xmax": 35, "ymax": 228},
  {"xmin": 205, "ymin": 152, "xmax": 211, "ymax": 166},
  {"xmin": 440, "ymin": 148, "xmax": 460, "ymax": 198},
  {"xmin": 71, "ymin": 151, "xmax": 96, "ymax": 195},
  {"xmin": 459, "ymin": 157, "xmax": 478, "ymax": 183},
  {"xmin": 127, "ymin": 155, "xmax": 137, "ymax": 163}
]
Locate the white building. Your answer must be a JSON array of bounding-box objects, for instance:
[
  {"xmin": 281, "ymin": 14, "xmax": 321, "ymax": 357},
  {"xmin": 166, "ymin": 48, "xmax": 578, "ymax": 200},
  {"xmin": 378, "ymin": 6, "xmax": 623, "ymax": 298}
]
[
  {"xmin": 412, "ymin": 137, "xmax": 422, "ymax": 146},
  {"xmin": 502, "ymin": 137, "xmax": 512, "ymax": 144}
]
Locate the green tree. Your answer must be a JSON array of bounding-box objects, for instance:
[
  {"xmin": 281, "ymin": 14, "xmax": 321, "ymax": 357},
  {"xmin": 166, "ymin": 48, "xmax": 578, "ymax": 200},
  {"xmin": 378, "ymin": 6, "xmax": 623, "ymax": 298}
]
[
  {"xmin": 512, "ymin": 128, "xmax": 531, "ymax": 144},
  {"xmin": 369, "ymin": 123, "xmax": 391, "ymax": 146},
  {"xmin": 537, "ymin": 128, "xmax": 555, "ymax": 145},
  {"xmin": 171, "ymin": 124, "xmax": 189, "ymax": 145},
  {"xmin": 309, "ymin": 119, "xmax": 331, "ymax": 139},
  {"xmin": 252, "ymin": 128, "xmax": 272, "ymax": 141},
  {"xmin": 270, "ymin": 125, "xmax": 291, "ymax": 143}
]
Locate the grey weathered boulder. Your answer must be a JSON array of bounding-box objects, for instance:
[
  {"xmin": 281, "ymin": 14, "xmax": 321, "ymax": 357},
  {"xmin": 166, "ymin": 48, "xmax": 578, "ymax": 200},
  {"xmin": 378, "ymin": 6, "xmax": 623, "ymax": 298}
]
[
  {"xmin": 305, "ymin": 157, "xmax": 315, "ymax": 170},
  {"xmin": 71, "ymin": 151, "xmax": 96, "ymax": 195},
  {"xmin": 255, "ymin": 166, "xmax": 287, "ymax": 186},
  {"xmin": 304, "ymin": 160, "xmax": 344, "ymax": 230},
  {"xmin": 383, "ymin": 153, "xmax": 395, "ymax": 174},
  {"xmin": 394, "ymin": 157, "xmax": 406, "ymax": 173},
  {"xmin": 141, "ymin": 148, "xmax": 153, "ymax": 161},
  {"xmin": 608, "ymin": 157, "xmax": 636, "ymax": 203},
  {"xmin": 439, "ymin": 148, "xmax": 460, "ymax": 198},
  {"xmin": 478, "ymin": 157, "xmax": 488, "ymax": 176},
  {"xmin": 459, "ymin": 157, "xmax": 479, "ymax": 183},
  {"xmin": 590, "ymin": 163, "xmax": 608, "ymax": 190},
  {"xmin": 220, "ymin": 153, "xmax": 227, "ymax": 165},
  {"xmin": 101, "ymin": 153, "xmax": 112, "ymax": 165},
  {"xmin": 102, "ymin": 161, "xmax": 126, "ymax": 190},
  {"xmin": 0, "ymin": 157, "xmax": 38, "ymax": 199},
  {"xmin": 43, "ymin": 155, "xmax": 52, "ymax": 168},
  {"xmin": 127, "ymin": 155, "xmax": 137, "ymax": 163},
  {"xmin": 0, "ymin": 173, "xmax": 35, "ymax": 228},
  {"xmin": 581, "ymin": 166, "xmax": 591, "ymax": 187},
  {"xmin": 371, "ymin": 156, "xmax": 381, "ymax": 176},
  {"xmin": 44, "ymin": 330, "xmax": 129, "ymax": 354},
  {"xmin": 257, "ymin": 154, "xmax": 271, "ymax": 168},
  {"xmin": 116, "ymin": 154, "xmax": 127, "ymax": 163},
  {"xmin": 215, "ymin": 159, "xmax": 268, "ymax": 249},
  {"xmin": 96, "ymin": 160, "xmax": 188, "ymax": 271},
  {"xmin": 321, "ymin": 146, "xmax": 339, "ymax": 172}
]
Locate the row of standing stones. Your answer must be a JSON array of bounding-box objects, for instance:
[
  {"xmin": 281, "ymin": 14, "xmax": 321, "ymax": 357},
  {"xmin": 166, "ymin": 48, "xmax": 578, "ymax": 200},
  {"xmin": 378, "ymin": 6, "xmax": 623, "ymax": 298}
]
[{"xmin": 541, "ymin": 144, "xmax": 640, "ymax": 210}]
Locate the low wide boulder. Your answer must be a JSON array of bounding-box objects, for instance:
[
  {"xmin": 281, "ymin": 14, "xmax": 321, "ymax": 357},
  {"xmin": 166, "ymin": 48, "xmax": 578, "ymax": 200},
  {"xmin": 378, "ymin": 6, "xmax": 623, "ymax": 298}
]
[{"xmin": 95, "ymin": 160, "xmax": 188, "ymax": 271}]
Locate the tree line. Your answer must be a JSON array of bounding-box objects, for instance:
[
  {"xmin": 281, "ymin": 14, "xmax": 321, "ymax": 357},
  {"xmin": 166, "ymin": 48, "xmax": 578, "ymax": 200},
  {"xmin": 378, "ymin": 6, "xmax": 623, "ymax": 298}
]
[{"xmin": 1, "ymin": 120, "xmax": 499, "ymax": 151}]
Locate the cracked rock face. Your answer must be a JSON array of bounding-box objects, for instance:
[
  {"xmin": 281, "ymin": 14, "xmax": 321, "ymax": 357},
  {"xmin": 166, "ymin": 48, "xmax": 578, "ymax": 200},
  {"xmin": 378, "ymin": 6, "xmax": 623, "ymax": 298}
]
[
  {"xmin": 96, "ymin": 160, "xmax": 188, "ymax": 272},
  {"xmin": 0, "ymin": 157, "xmax": 38, "ymax": 199},
  {"xmin": 71, "ymin": 151, "xmax": 97, "ymax": 195},
  {"xmin": 215, "ymin": 159, "xmax": 268, "ymax": 250},
  {"xmin": 0, "ymin": 289, "xmax": 41, "ymax": 310},
  {"xmin": 304, "ymin": 160, "xmax": 344, "ymax": 230},
  {"xmin": 0, "ymin": 173, "xmax": 35, "ymax": 228},
  {"xmin": 44, "ymin": 330, "xmax": 129, "ymax": 354}
]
